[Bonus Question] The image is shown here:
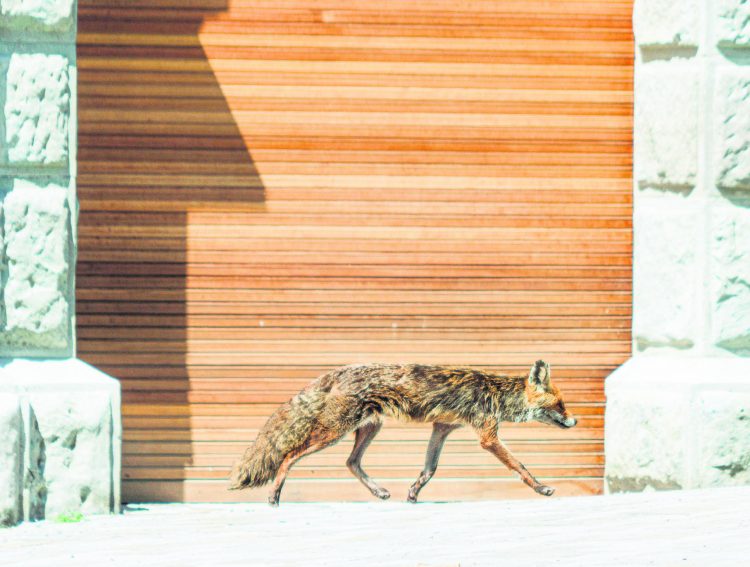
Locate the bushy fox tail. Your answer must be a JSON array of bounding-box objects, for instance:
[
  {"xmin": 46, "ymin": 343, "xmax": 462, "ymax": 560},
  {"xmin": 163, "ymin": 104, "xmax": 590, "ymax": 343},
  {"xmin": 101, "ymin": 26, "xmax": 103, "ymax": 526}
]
[{"xmin": 228, "ymin": 381, "xmax": 329, "ymax": 490}]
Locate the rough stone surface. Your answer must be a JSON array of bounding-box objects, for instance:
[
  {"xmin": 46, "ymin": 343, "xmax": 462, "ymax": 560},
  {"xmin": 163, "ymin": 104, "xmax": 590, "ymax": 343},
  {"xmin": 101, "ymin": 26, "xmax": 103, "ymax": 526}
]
[
  {"xmin": 0, "ymin": 0, "xmax": 75, "ymax": 33},
  {"xmin": 0, "ymin": 394, "xmax": 23, "ymax": 527},
  {"xmin": 633, "ymin": 204, "xmax": 698, "ymax": 351},
  {"xmin": 0, "ymin": 359, "xmax": 122, "ymax": 522},
  {"xmin": 717, "ymin": 0, "xmax": 750, "ymax": 48},
  {"xmin": 4, "ymin": 53, "xmax": 70, "ymax": 166},
  {"xmin": 606, "ymin": 357, "xmax": 750, "ymax": 493},
  {"xmin": 635, "ymin": 64, "xmax": 699, "ymax": 189},
  {"xmin": 634, "ymin": 0, "xmax": 700, "ymax": 48},
  {"xmin": 0, "ymin": 195, "xmax": 4, "ymax": 328},
  {"xmin": 1, "ymin": 178, "xmax": 70, "ymax": 353},
  {"xmin": 29, "ymin": 391, "xmax": 113, "ymax": 518},
  {"xmin": 695, "ymin": 391, "xmax": 750, "ymax": 486},
  {"xmin": 715, "ymin": 69, "xmax": 750, "ymax": 192},
  {"xmin": 711, "ymin": 207, "xmax": 750, "ymax": 354},
  {"xmin": 605, "ymin": 387, "xmax": 688, "ymax": 491}
]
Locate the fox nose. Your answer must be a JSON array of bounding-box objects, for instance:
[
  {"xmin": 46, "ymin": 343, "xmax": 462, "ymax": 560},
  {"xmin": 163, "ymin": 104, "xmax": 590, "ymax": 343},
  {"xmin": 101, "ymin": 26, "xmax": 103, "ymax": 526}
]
[{"xmin": 564, "ymin": 416, "xmax": 577, "ymax": 428}]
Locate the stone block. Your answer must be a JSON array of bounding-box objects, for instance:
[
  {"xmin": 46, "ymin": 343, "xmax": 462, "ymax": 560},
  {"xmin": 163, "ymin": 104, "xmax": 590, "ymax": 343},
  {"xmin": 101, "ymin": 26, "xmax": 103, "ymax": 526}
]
[
  {"xmin": 717, "ymin": 0, "xmax": 750, "ymax": 49},
  {"xmin": 29, "ymin": 391, "xmax": 114, "ymax": 518},
  {"xmin": 605, "ymin": 357, "xmax": 750, "ymax": 493},
  {"xmin": 4, "ymin": 53, "xmax": 70, "ymax": 166},
  {"xmin": 635, "ymin": 64, "xmax": 699, "ymax": 189},
  {"xmin": 0, "ymin": 394, "xmax": 23, "ymax": 527},
  {"xmin": 711, "ymin": 207, "xmax": 750, "ymax": 354},
  {"xmin": 0, "ymin": 0, "xmax": 75, "ymax": 33},
  {"xmin": 633, "ymin": 204, "xmax": 698, "ymax": 350},
  {"xmin": 2, "ymin": 178, "xmax": 71, "ymax": 353},
  {"xmin": 605, "ymin": 386, "xmax": 688, "ymax": 491},
  {"xmin": 715, "ymin": 69, "xmax": 750, "ymax": 192},
  {"xmin": 695, "ymin": 391, "xmax": 750, "ymax": 486},
  {"xmin": 0, "ymin": 358, "xmax": 122, "ymax": 521},
  {"xmin": 634, "ymin": 0, "xmax": 700, "ymax": 48}
]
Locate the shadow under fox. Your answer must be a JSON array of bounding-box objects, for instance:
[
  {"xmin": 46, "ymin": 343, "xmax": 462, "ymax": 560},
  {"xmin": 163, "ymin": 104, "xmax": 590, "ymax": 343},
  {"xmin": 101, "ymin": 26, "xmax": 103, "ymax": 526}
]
[{"xmin": 229, "ymin": 360, "xmax": 577, "ymax": 505}]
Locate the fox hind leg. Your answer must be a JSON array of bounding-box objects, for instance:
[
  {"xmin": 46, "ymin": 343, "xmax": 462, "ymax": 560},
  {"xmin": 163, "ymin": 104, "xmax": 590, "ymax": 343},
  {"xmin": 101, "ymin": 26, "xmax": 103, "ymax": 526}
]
[
  {"xmin": 268, "ymin": 427, "xmax": 344, "ymax": 506},
  {"xmin": 407, "ymin": 422, "xmax": 461, "ymax": 503},
  {"xmin": 346, "ymin": 419, "xmax": 390, "ymax": 500}
]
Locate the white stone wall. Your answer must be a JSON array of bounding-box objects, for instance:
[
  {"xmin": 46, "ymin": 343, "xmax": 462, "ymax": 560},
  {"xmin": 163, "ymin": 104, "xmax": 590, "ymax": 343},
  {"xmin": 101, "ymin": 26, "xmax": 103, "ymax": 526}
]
[
  {"xmin": 633, "ymin": 0, "xmax": 750, "ymax": 355},
  {"xmin": 0, "ymin": 0, "xmax": 76, "ymax": 357},
  {"xmin": 0, "ymin": 2, "xmax": 121, "ymax": 526},
  {"xmin": 607, "ymin": 0, "xmax": 750, "ymax": 493}
]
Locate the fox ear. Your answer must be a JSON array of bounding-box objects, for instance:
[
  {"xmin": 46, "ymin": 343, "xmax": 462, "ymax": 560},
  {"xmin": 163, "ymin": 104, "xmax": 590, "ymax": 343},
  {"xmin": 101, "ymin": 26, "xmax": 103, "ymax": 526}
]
[{"xmin": 528, "ymin": 360, "xmax": 550, "ymax": 389}]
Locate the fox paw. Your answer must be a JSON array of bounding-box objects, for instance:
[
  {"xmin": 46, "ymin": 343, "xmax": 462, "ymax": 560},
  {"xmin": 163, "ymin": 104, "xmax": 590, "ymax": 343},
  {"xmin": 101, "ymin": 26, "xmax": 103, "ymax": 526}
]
[
  {"xmin": 406, "ymin": 492, "xmax": 418, "ymax": 504},
  {"xmin": 373, "ymin": 488, "xmax": 391, "ymax": 500},
  {"xmin": 535, "ymin": 485, "xmax": 555, "ymax": 497}
]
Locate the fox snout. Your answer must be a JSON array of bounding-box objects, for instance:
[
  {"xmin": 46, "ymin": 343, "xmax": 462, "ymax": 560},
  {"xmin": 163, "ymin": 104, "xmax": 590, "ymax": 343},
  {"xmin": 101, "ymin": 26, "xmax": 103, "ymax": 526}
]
[
  {"xmin": 548, "ymin": 410, "xmax": 576, "ymax": 429},
  {"xmin": 562, "ymin": 415, "xmax": 577, "ymax": 428}
]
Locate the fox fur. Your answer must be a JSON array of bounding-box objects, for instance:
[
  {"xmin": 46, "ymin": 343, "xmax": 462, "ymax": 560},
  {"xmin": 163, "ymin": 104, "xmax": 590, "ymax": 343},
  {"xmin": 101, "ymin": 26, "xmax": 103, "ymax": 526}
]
[{"xmin": 229, "ymin": 360, "xmax": 577, "ymax": 505}]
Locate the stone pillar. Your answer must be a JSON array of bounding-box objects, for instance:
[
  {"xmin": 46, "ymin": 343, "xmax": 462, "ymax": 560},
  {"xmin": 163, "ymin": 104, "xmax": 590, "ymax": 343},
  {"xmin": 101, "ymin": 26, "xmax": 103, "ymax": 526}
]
[
  {"xmin": 0, "ymin": 2, "xmax": 121, "ymax": 526},
  {"xmin": 605, "ymin": 0, "xmax": 750, "ymax": 492}
]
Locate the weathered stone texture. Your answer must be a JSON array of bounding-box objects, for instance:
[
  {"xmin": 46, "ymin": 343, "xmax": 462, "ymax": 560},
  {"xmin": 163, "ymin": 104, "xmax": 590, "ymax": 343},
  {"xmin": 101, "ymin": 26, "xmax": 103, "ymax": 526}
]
[
  {"xmin": 711, "ymin": 207, "xmax": 750, "ymax": 354},
  {"xmin": 695, "ymin": 391, "xmax": 750, "ymax": 486},
  {"xmin": 2, "ymin": 178, "xmax": 70, "ymax": 351},
  {"xmin": 633, "ymin": 205, "xmax": 698, "ymax": 350},
  {"xmin": 634, "ymin": 0, "xmax": 700, "ymax": 47},
  {"xmin": 606, "ymin": 386, "xmax": 687, "ymax": 492},
  {"xmin": 0, "ymin": 394, "xmax": 23, "ymax": 527},
  {"xmin": 0, "ymin": 0, "xmax": 75, "ymax": 33},
  {"xmin": 635, "ymin": 64, "xmax": 699, "ymax": 189},
  {"xmin": 4, "ymin": 53, "xmax": 70, "ymax": 166},
  {"xmin": 717, "ymin": 0, "xmax": 750, "ymax": 48},
  {"xmin": 29, "ymin": 391, "xmax": 114, "ymax": 518},
  {"xmin": 606, "ymin": 358, "xmax": 750, "ymax": 493},
  {"xmin": 715, "ymin": 69, "xmax": 750, "ymax": 192},
  {"xmin": 0, "ymin": 360, "xmax": 122, "ymax": 521}
]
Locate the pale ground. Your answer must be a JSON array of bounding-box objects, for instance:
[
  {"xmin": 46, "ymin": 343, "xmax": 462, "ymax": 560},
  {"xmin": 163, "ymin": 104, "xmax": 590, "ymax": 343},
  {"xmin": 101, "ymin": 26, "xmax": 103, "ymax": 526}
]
[{"xmin": 1, "ymin": 487, "xmax": 749, "ymax": 567}]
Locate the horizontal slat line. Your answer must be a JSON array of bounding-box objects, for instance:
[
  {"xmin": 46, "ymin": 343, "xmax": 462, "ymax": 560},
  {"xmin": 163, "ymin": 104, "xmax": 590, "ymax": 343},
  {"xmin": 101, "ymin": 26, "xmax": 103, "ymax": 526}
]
[
  {"xmin": 119, "ymin": 393, "xmax": 605, "ymax": 405},
  {"xmin": 120, "ymin": 479, "xmax": 603, "ymax": 503},
  {"xmin": 76, "ymin": 238, "xmax": 634, "ymax": 253},
  {"xmin": 78, "ymin": 318, "xmax": 631, "ymax": 332},
  {"xmin": 78, "ymin": 367, "xmax": 616, "ymax": 379},
  {"xmin": 81, "ymin": 101, "xmax": 634, "ymax": 116},
  {"xmin": 78, "ymin": 50, "xmax": 631, "ymax": 69},
  {"xmin": 82, "ymin": 354, "xmax": 628, "ymax": 366},
  {"xmin": 123, "ymin": 453, "xmax": 605, "ymax": 466},
  {"xmin": 76, "ymin": 225, "xmax": 632, "ymax": 239},
  {"xmin": 120, "ymin": 468, "xmax": 604, "ymax": 481},
  {"xmin": 78, "ymin": 0, "xmax": 630, "ymax": 13},
  {"xmin": 80, "ymin": 123, "xmax": 634, "ymax": 141},
  {"xmin": 79, "ymin": 342, "xmax": 629, "ymax": 356},
  {"xmin": 122, "ymin": 429, "xmax": 605, "ymax": 443},
  {"xmin": 79, "ymin": 141, "xmax": 634, "ymax": 159},
  {"xmin": 78, "ymin": 327, "xmax": 629, "ymax": 340},
  {"xmin": 76, "ymin": 302, "xmax": 632, "ymax": 315},
  {"xmin": 78, "ymin": 58, "xmax": 633, "ymax": 78},
  {"xmin": 77, "ymin": 289, "xmax": 631, "ymax": 301},
  {"xmin": 80, "ymin": 71, "xmax": 632, "ymax": 91},
  {"xmin": 78, "ymin": 84, "xmax": 633, "ymax": 103},
  {"xmin": 80, "ymin": 149, "xmax": 633, "ymax": 167},
  {"xmin": 78, "ymin": 33, "xmax": 633, "ymax": 52}
]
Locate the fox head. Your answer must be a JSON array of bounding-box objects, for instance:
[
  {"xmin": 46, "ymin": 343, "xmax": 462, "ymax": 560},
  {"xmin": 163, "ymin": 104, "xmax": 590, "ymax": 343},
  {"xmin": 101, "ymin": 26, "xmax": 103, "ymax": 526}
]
[{"xmin": 525, "ymin": 360, "xmax": 577, "ymax": 429}]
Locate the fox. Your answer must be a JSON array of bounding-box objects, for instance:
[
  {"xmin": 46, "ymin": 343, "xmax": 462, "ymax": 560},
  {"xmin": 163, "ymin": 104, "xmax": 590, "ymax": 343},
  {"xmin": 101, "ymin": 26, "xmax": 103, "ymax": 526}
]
[{"xmin": 229, "ymin": 359, "xmax": 577, "ymax": 505}]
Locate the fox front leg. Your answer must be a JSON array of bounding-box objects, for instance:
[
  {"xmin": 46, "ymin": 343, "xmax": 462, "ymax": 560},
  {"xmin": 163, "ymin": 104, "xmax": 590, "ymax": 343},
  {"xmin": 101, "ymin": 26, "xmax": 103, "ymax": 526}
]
[{"xmin": 476, "ymin": 421, "xmax": 554, "ymax": 497}]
